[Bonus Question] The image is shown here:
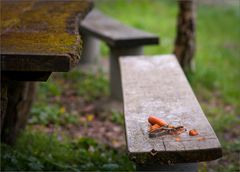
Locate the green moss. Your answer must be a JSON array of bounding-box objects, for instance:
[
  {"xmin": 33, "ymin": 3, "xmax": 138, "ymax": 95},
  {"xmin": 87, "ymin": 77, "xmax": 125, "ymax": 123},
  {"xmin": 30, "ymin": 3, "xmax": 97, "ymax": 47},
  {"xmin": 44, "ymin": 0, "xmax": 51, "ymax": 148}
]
[
  {"xmin": 1, "ymin": 1, "xmax": 91, "ymax": 57},
  {"xmin": 1, "ymin": 131, "xmax": 135, "ymax": 171},
  {"xmin": 0, "ymin": 1, "xmax": 35, "ymax": 31}
]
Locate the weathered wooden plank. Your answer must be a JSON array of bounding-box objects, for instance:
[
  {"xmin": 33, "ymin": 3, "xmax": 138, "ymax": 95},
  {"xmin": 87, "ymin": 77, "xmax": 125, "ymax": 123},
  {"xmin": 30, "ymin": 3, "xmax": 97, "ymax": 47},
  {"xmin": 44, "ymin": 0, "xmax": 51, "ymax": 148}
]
[
  {"xmin": 80, "ymin": 10, "xmax": 159, "ymax": 47},
  {"xmin": 0, "ymin": 0, "xmax": 93, "ymax": 72},
  {"xmin": 120, "ymin": 55, "xmax": 222, "ymax": 164},
  {"xmin": 1, "ymin": 54, "xmax": 70, "ymax": 72}
]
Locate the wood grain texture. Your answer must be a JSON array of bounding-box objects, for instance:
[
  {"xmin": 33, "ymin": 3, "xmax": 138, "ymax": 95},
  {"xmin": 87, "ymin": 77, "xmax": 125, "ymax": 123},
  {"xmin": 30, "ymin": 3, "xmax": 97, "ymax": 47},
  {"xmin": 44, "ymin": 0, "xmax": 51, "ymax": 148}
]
[
  {"xmin": 0, "ymin": 0, "xmax": 93, "ymax": 72},
  {"xmin": 120, "ymin": 55, "xmax": 222, "ymax": 164},
  {"xmin": 80, "ymin": 10, "xmax": 159, "ymax": 47}
]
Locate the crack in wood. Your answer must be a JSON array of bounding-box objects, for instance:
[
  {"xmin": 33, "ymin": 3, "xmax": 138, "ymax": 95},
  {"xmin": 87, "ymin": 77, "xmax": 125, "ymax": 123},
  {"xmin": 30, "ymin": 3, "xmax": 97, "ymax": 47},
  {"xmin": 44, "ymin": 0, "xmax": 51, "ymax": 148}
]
[{"xmin": 162, "ymin": 138, "xmax": 167, "ymax": 151}]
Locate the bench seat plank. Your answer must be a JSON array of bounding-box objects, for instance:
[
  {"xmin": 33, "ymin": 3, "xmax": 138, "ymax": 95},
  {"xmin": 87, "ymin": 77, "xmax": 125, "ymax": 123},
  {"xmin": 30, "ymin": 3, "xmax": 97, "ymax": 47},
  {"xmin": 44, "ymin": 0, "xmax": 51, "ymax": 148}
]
[
  {"xmin": 1, "ymin": 0, "xmax": 93, "ymax": 72},
  {"xmin": 120, "ymin": 55, "xmax": 222, "ymax": 164},
  {"xmin": 80, "ymin": 10, "xmax": 159, "ymax": 47}
]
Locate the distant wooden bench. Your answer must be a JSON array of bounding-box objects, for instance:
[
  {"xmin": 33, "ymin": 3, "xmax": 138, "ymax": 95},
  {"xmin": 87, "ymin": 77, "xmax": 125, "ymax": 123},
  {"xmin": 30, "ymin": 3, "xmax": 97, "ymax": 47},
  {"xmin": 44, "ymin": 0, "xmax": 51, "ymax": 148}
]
[
  {"xmin": 79, "ymin": 10, "xmax": 159, "ymax": 100},
  {"xmin": 119, "ymin": 55, "xmax": 222, "ymax": 171}
]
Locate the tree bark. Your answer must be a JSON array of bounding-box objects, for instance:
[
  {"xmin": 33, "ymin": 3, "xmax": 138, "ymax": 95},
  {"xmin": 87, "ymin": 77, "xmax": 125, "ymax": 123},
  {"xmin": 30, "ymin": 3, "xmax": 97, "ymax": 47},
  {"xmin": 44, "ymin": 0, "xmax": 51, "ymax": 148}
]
[
  {"xmin": 174, "ymin": 0, "xmax": 196, "ymax": 72},
  {"xmin": 1, "ymin": 81, "xmax": 36, "ymax": 144}
]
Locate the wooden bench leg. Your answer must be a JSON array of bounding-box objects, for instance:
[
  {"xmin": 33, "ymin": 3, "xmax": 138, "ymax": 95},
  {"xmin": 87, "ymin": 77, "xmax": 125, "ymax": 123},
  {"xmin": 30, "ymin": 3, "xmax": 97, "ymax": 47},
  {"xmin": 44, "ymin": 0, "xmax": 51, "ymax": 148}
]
[
  {"xmin": 110, "ymin": 46, "xmax": 143, "ymax": 100},
  {"xmin": 1, "ymin": 80, "xmax": 36, "ymax": 144},
  {"xmin": 136, "ymin": 163, "xmax": 198, "ymax": 171},
  {"xmin": 0, "ymin": 80, "xmax": 8, "ymax": 134},
  {"xmin": 80, "ymin": 34, "xmax": 100, "ymax": 64}
]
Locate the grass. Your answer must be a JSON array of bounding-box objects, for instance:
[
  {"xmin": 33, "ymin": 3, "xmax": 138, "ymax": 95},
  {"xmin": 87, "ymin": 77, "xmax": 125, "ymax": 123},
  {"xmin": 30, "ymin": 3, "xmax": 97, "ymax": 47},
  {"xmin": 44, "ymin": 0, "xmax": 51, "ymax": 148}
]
[
  {"xmin": 29, "ymin": 103, "xmax": 78, "ymax": 125},
  {"xmin": 1, "ymin": 0, "xmax": 240, "ymax": 171},
  {"xmin": 1, "ymin": 131, "xmax": 134, "ymax": 171},
  {"xmin": 97, "ymin": 0, "xmax": 240, "ymax": 110},
  {"xmin": 27, "ymin": 69, "xmax": 110, "ymax": 126}
]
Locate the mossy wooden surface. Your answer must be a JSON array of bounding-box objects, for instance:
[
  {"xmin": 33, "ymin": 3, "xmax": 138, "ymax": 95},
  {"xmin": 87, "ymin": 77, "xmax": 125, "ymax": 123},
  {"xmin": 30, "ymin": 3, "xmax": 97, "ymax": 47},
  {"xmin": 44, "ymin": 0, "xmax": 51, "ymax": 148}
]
[{"xmin": 1, "ymin": 0, "xmax": 93, "ymax": 72}]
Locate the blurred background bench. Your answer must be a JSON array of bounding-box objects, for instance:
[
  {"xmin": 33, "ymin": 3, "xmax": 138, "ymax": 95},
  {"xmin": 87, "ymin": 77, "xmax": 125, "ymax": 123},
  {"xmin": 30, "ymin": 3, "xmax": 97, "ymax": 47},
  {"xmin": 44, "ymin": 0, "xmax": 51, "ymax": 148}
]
[{"xmin": 80, "ymin": 10, "xmax": 159, "ymax": 100}]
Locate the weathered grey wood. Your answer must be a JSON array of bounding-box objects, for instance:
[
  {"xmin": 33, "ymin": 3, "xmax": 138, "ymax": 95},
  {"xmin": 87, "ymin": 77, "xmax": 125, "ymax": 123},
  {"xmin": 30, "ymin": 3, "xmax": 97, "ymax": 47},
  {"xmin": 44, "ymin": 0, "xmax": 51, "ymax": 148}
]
[
  {"xmin": 80, "ymin": 10, "xmax": 159, "ymax": 47},
  {"xmin": 80, "ymin": 9, "xmax": 159, "ymax": 100},
  {"xmin": 80, "ymin": 34, "xmax": 100, "ymax": 64},
  {"xmin": 0, "ymin": 0, "xmax": 93, "ymax": 72},
  {"xmin": 119, "ymin": 55, "xmax": 222, "ymax": 164}
]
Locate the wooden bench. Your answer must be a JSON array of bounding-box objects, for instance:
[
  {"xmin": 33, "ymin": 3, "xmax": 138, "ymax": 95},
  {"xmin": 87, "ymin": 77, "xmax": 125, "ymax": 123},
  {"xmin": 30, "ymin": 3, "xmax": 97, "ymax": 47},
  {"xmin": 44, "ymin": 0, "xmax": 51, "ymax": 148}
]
[
  {"xmin": 79, "ymin": 10, "xmax": 159, "ymax": 100},
  {"xmin": 0, "ymin": 0, "xmax": 93, "ymax": 144},
  {"xmin": 119, "ymin": 55, "xmax": 222, "ymax": 171}
]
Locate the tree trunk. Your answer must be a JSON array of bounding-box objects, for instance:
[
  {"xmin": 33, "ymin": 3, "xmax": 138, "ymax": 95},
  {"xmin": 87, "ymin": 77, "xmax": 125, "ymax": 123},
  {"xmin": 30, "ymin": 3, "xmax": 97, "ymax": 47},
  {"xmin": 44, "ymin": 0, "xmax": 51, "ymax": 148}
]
[
  {"xmin": 174, "ymin": 0, "xmax": 196, "ymax": 72},
  {"xmin": 1, "ymin": 81, "xmax": 36, "ymax": 144}
]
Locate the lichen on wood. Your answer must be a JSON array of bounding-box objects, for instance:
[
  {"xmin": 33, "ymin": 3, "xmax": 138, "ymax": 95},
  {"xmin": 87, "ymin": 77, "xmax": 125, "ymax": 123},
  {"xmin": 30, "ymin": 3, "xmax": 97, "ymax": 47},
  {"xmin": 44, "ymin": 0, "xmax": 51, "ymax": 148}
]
[{"xmin": 1, "ymin": 0, "xmax": 93, "ymax": 68}]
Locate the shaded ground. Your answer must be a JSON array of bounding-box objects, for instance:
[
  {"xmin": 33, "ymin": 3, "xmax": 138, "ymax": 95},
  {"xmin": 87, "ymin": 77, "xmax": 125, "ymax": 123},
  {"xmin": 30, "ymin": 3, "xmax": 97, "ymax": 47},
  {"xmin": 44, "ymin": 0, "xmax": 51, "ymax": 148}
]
[{"xmin": 29, "ymin": 59, "xmax": 126, "ymax": 149}]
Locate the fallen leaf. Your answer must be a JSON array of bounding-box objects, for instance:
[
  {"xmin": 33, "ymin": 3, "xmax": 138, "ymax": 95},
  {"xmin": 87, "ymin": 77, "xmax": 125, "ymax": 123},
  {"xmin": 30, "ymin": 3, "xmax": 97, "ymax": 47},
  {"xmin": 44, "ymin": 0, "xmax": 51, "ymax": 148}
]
[
  {"xmin": 86, "ymin": 114, "xmax": 94, "ymax": 122},
  {"xmin": 83, "ymin": 104, "xmax": 95, "ymax": 113},
  {"xmin": 112, "ymin": 140, "xmax": 121, "ymax": 148},
  {"xmin": 59, "ymin": 107, "xmax": 66, "ymax": 114}
]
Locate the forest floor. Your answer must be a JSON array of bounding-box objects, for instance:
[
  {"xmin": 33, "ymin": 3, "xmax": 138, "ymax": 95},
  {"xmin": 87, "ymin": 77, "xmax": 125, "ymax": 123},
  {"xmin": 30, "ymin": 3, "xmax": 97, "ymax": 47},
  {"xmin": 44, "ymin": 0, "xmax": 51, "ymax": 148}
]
[{"xmin": 1, "ymin": 0, "xmax": 240, "ymax": 171}]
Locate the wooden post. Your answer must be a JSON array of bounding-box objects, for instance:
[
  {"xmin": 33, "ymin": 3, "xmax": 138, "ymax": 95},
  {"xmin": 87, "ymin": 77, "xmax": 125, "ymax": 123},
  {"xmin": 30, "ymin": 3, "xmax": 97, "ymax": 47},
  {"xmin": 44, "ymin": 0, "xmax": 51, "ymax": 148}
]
[
  {"xmin": 174, "ymin": 0, "xmax": 196, "ymax": 72},
  {"xmin": 110, "ymin": 46, "xmax": 143, "ymax": 101},
  {"xmin": 1, "ymin": 80, "xmax": 8, "ymax": 134},
  {"xmin": 80, "ymin": 34, "xmax": 100, "ymax": 64},
  {"xmin": 1, "ymin": 80, "xmax": 36, "ymax": 144}
]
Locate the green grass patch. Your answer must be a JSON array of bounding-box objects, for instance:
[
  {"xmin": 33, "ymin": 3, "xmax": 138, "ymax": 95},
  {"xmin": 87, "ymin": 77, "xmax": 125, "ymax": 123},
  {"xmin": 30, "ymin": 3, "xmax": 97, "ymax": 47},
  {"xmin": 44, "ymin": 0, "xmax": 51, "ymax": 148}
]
[
  {"xmin": 29, "ymin": 69, "xmax": 109, "ymax": 125},
  {"xmin": 97, "ymin": 0, "xmax": 240, "ymax": 131},
  {"xmin": 29, "ymin": 103, "xmax": 77, "ymax": 126},
  {"xmin": 1, "ymin": 131, "xmax": 135, "ymax": 171},
  {"xmin": 63, "ymin": 69, "xmax": 109, "ymax": 102},
  {"xmin": 110, "ymin": 110, "xmax": 124, "ymax": 126},
  {"xmin": 76, "ymin": 72, "xmax": 109, "ymax": 102}
]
